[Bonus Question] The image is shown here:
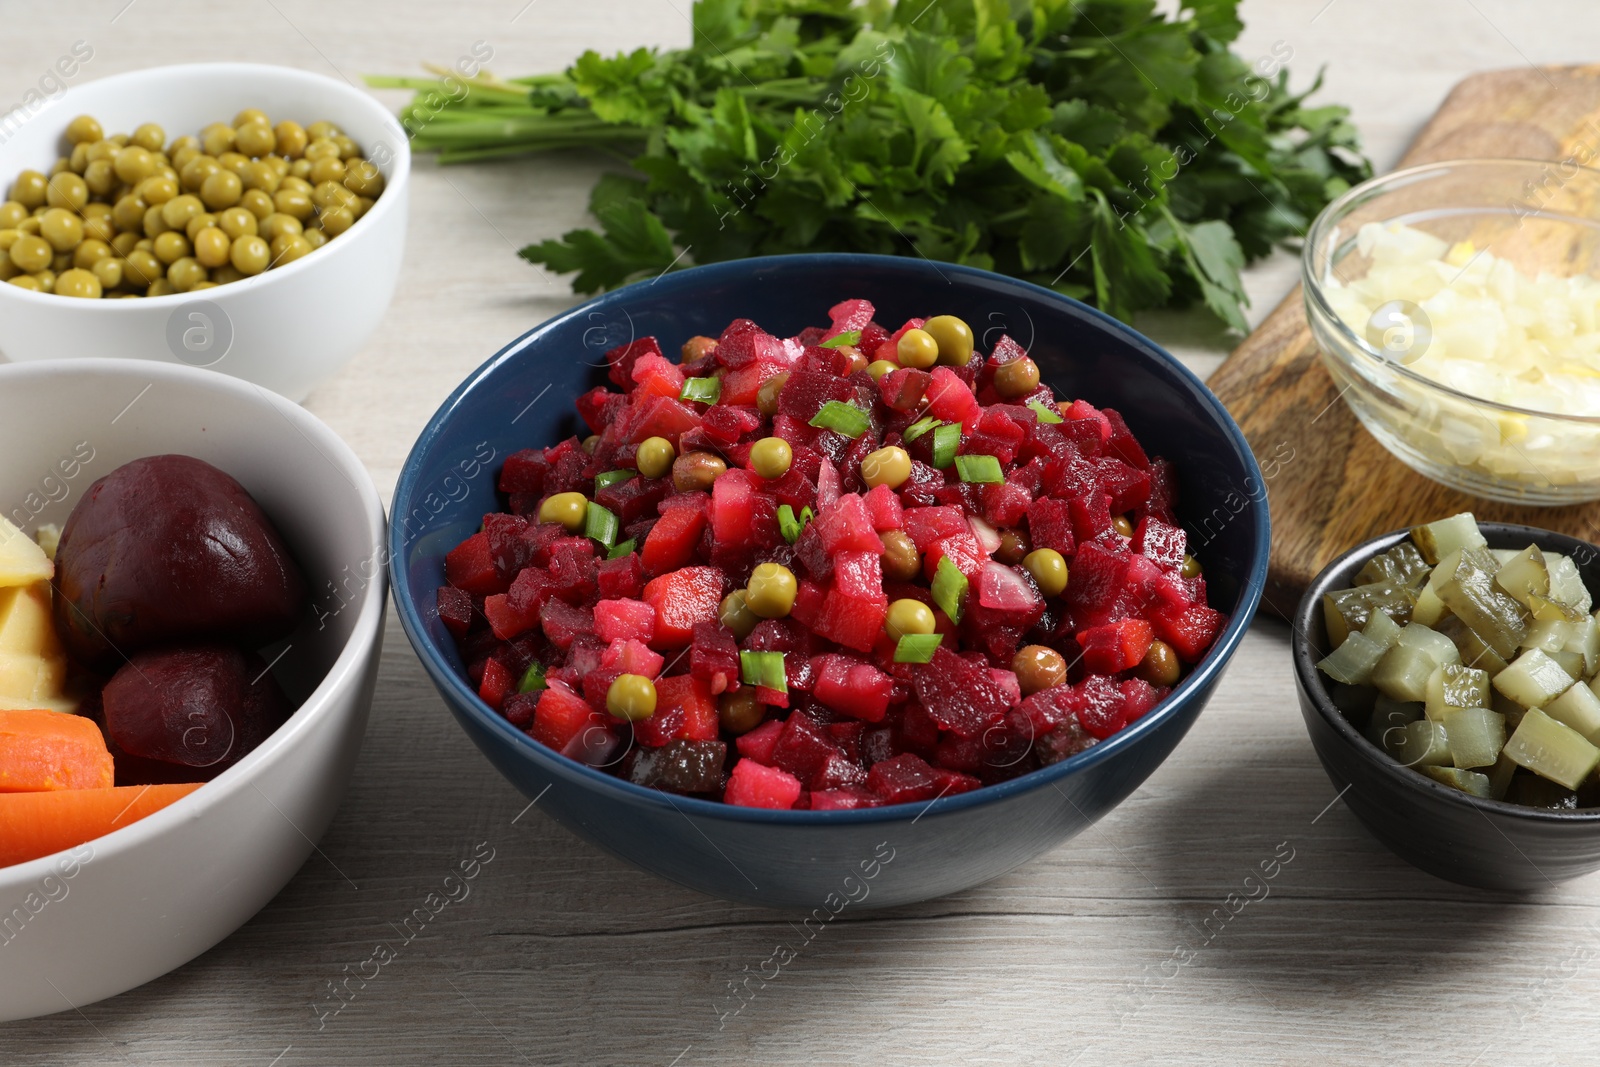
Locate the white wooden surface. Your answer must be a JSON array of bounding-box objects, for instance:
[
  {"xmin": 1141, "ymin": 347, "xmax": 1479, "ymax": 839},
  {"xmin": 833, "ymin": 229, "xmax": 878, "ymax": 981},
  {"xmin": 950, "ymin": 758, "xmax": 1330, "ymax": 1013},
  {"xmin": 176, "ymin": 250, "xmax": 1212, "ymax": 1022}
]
[{"xmin": 4, "ymin": 1, "xmax": 1600, "ymax": 1063}]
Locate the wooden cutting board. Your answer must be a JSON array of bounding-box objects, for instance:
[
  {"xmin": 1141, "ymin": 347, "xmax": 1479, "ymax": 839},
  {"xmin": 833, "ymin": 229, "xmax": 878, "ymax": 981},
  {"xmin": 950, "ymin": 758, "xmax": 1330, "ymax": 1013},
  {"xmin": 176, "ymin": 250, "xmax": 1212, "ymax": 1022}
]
[{"xmin": 1207, "ymin": 64, "xmax": 1600, "ymax": 620}]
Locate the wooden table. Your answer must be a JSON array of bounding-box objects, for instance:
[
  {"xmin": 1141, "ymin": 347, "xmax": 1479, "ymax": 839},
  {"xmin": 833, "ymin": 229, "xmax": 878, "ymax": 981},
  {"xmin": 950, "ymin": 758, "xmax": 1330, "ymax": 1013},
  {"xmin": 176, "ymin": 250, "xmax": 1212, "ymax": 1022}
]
[{"xmin": 5, "ymin": 2, "xmax": 1600, "ymax": 1063}]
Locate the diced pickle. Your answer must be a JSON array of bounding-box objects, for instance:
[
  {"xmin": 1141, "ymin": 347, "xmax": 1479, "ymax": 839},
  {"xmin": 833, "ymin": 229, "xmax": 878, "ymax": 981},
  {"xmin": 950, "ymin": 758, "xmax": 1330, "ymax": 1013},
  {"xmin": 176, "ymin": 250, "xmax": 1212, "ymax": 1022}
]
[
  {"xmin": 1411, "ymin": 582, "xmax": 1449, "ymax": 627},
  {"xmin": 1422, "ymin": 765, "xmax": 1493, "ymax": 798},
  {"xmin": 1442, "ymin": 706, "xmax": 1505, "ymax": 768},
  {"xmin": 1362, "ymin": 608, "xmax": 1403, "ymax": 650},
  {"xmin": 1547, "ymin": 554, "xmax": 1593, "ymax": 614},
  {"xmin": 1551, "ymin": 649, "xmax": 1587, "ymax": 679},
  {"xmin": 1410, "ymin": 512, "xmax": 1487, "ymax": 564},
  {"xmin": 1485, "ymin": 752, "xmax": 1519, "ymax": 800},
  {"xmin": 1494, "ymin": 544, "xmax": 1550, "ymax": 608},
  {"xmin": 1435, "ymin": 615, "xmax": 1509, "ymax": 676},
  {"xmin": 1528, "ymin": 593, "xmax": 1585, "ymax": 623},
  {"xmin": 1507, "ymin": 771, "xmax": 1579, "ymax": 809},
  {"xmin": 1493, "ymin": 648, "xmax": 1574, "ymax": 709},
  {"xmin": 1503, "ymin": 708, "xmax": 1600, "ymax": 790},
  {"xmin": 1365, "ymin": 695, "xmax": 1423, "ymax": 753},
  {"xmin": 1318, "ymin": 631, "xmax": 1387, "ymax": 686},
  {"xmin": 1573, "ymin": 615, "xmax": 1600, "ymax": 676},
  {"xmin": 1433, "ymin": 546, "xmax": 1529, "ymax": 660},
  {"xmin": 1357, "ymin": 542, "xmax": 1433, "ymax": 589},
  {"xmin": 1425, "ymin": 664, "xmax": 1491, "ymax": 723},
  {"xmin": 1524, "ymin": 617, "xmax": 1578, "ymax": 656},
  {"xmin": 1394, "ymin": 719, "xmax": 1452, "ymax": 768},
  {"xmin": 1322, "ymin": 583, "xmax": 1417, "ymax": 646},
  {"xmin": 1372, "ymin": 623, "xmax": 1462, "ymax": 703},
  {"xmin": 1544, "ymin": 681, "xmax": 1600, "ymax": 743}
]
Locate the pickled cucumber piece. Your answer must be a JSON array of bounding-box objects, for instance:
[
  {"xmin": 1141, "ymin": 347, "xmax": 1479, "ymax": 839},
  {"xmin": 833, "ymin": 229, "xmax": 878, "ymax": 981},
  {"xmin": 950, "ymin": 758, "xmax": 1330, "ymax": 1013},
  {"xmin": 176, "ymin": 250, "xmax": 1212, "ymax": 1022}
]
[
  {"xmin": 1394, "ymin": 719, "xmax": 1451, "ymax": 768},
  {"xmin": 1362, "ymin": 608, "xmax": 1403, "ymax": 650},
  {"xmin": 1493, "ymin": 648, "xmax": 1574, "ymax": 710},
  {"xmin": 1435, "ymin": 615, "xmax": 1509, "ymax": 676},
  {"xmin": 1365, "ymin": 695, "xmax": 1424, "ymax": 753},
  {"xmin": 1573, "ymin": 615, "xmax": 1600, "ymax": 676},
  {"xmin": 1544, "ymin": 681, "xmax": 1600, "ymax": 743},
  {"xmin": 1411, "ymin": 582, "xmax": 1448, "ymax": 627},
  {"xmin": 1507, "ymin": 771, "xmax": 1579, "ymax": 809},
  {"xmin": 1372, "ymin": 623, "xmax": 1462, "ymax": 702},
  {"xmin": 1485, "ymin": 752, "xmax": 1518, "ymax": 800},
  {"xmin": 1433, "ymin": 546, "xmax": 1528, "ymax": 660},
  {"xmin": 1547, "ymin": 554, "xmax": 1593, "ymax": 614},
  {"xmin": 1528, "ymin": 593, "xmax": 1585, "ymax": 623},
  {"xmin": 1524, "ymin": 617, "xmax": 1579, "ymax": 656},
  {"xmin": 1322, "ymin": 583, "xmax": 1417, "ymax": 646},
  {"xmin": 1425, "ymin": 664, "xmax": 1491, "ymax": 723},
  {"xmin": 1357, "ymin": 542, "xmax": 1433, "ymax": 589},
  {"xmin": 1410, "ymin": 513, "xmax": 1487, "ymax": 564},
  {"xmin": 1551, "ymin": 649, "xmax": 1587, "ymax": 679},
  {"xmin": 1423, "ymin": 765, "xmax": 1493, "ymax": 798},
  {"xmin": 1504, "ymin": 708, "xmax": 1600, "ymax": 790},
  {"xmin": 1318, "ymin": 631, "xmax": 1387, "ymax": 685},
  {"xmin": 1442, "ymin": 706, "xmax": 1505, "ymax": 768},
  {"xmin": 1495, "ymin": 545, "xmax": 1550, "ymax": 608}
]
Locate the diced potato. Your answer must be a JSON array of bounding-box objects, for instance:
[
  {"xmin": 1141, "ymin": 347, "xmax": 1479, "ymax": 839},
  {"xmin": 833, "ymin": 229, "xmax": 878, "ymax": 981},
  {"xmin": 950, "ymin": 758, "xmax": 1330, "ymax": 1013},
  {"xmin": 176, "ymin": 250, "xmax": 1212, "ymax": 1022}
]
[
  {"xmin": 33, "ymin": 523, "xmax": 59, "ymax": 562},
  {"xmin": 1547, "ymin": 554, "xmax": 1593, "ymax": 614},
  {"xmin": 0, "ymin": 517, "xmax": 53, "ymax": 588},
  {"xmin": 1493, "ymin": 648, "xmax": 1575, "ymax": 709},
  {"xmin": 1504, "ymin": 708, "xmax": 1600, "ymax": 790},
  {"xmin": 1544, "ymin": 681, "xmax": 1600, "ymax": 743},
  {"xmin": 1411, "ymin": 512, "xmax": 1487, "ymax": 565},
  {"xmin": 1395, "ymin": 719, "xmax": 1452, "ymax": 768},
  {"xmin": 1495, "ymin": 544, "xmax": 1550, "ymax": 608},
  {"xmin": 1435, "ymin": 615, "xmax": 1508, "ymax": 676},
  {"xmin": 1485, "ymin": 752, "xmax": 1519, "ymax": 800},
  {"xmin": 1319, "ymin": 631, "xmax": 1387, "ymax": 685},
  {"xmin": 1425, "ymin": 663, "xmax": 1491, "ymax": 723},
  {"xmin": 1442, "ymin": 706, "xmax": 1505, "ymax": 768},
  {"xmin": 1423, "ymin": 765, "xmax": 1493, "ymax": 798},
  {"xmin": 1365, "ymin": 696, "xmax": 1424, "ymax": 753},
  {"xmin": 1411, "ymin": 582, "xmax": 1448, "ymax": 627},
  {"xmin": 1434, "ymin": 547, "xmax": 1529, "ymax": 660},
  {"xmin": 1372, "ymin": 623, "xmax": 1461, "ymax": 702}
]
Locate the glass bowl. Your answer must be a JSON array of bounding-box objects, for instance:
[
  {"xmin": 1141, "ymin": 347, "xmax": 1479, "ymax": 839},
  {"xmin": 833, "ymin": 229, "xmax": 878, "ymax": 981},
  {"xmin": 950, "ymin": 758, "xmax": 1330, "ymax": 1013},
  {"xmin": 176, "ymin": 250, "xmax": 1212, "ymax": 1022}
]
[{"xmin": 1303, "ymin": 158, "xmax": 1600, "ymax": 506}]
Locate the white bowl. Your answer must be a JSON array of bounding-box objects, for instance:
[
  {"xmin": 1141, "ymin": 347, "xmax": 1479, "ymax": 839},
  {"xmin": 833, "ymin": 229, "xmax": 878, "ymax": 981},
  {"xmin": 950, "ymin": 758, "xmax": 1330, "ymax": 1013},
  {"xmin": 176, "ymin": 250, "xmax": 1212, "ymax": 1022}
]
[
  {"xmin": 0, "ymin": 359, "xmax": 387, "ymax": 1021},
  {"xmin": 0, "ymin": 63, "xmax": 410, "ymax": 402}
]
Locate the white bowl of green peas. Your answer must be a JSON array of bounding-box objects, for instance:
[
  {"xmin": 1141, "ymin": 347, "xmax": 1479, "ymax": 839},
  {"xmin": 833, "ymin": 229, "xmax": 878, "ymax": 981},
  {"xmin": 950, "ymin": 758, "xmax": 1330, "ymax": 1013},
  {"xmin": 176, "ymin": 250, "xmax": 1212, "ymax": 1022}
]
[{"xmin": 0, "ymin": 62, "xmax": 409, "ymax": 402}]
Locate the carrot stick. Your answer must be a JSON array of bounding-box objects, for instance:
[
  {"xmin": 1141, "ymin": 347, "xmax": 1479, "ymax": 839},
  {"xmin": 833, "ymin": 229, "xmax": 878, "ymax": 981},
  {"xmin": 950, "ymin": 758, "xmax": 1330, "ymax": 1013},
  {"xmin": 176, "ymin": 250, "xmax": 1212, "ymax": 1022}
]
[
  {"xmin": 0, "ymin": 708, "xmax": 114, "ymax": 792},
  {"xmin": 0, "ymin": 783, "xmax": 203, "ymax": 867}
]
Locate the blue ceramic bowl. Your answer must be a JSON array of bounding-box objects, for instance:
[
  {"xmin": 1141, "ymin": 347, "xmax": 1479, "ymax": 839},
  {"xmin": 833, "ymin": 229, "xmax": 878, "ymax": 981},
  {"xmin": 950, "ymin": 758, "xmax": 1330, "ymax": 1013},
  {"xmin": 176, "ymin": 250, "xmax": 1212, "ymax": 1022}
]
[{"xmin": 390, "ymin": 254, "xmax": 1269, "ymax": 908}]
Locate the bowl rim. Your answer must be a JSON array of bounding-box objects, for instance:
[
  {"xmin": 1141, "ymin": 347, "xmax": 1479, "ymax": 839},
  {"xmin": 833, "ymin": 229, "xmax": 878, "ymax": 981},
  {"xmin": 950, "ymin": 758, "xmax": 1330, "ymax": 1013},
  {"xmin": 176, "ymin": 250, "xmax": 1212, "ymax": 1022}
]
[
  {"xmin": 1292, "ymin": 519, "xmax": 1600, "ymax": 824},
  {"xmin": 1300, "ymin": 156, "xmax": 1600, "ymax": 426},
  {"xmin": 0, "ymin": 61, "xmax": 411, "ymax": 311},
  {"xmin": 391, "ymin": 251, "xmax": 1271, "ymax": 824},
  {"xmin": 0, "ymin": 357, "xmax": 389, "ymax": 888}
]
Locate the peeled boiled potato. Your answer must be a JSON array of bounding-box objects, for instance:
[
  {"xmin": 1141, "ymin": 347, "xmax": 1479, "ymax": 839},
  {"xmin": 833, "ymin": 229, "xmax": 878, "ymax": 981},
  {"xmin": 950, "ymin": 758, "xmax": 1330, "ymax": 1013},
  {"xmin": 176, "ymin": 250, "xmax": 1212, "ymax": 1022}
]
[
  {"xmin": 0, "ymin": 516, "xmax": 53, "ymax": 588},
  {"xmin": 0, "ymin": 581, "xmax": 70, "ymax": 709}
]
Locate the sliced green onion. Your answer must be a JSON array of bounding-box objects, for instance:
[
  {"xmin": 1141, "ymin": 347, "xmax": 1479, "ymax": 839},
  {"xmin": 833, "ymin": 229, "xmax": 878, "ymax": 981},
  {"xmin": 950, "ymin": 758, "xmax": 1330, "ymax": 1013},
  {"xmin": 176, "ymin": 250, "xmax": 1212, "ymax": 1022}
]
[
  {"xmin": 1028, "ymin": 400, "xmax": 1063, "ymax": 424},
  {"xmin": 904, "ymin": 415, "xmax": 940, "ymax": 443},
  {"xmin": 931, "ymin": 555, "xmax": 968, "ymax": 625},
  {"xmin": 954, "ymin": 454, "xmax": 1003, "ymax": 484},
  {"xmin": 809, "ymin": 400, "xmax": 871, "ymax": 438},
  {"xmin": 606, "ymin": 538, "xmax": 637, "ymax": 560},
  {"xmin": 931, "ymin": 422, "xmax": 961, "ymax": 468},
  {"xmin": 518, "ymin": 662, "xmax": 547, "ymax": 693},
  {"xmin": 820, "ymin": 330, "xmax": 861, "ymax": 348},
  {"xmin": 739, "ymin": 650, "xmax": 788, "ymax": 693},
  {"xmin": 595, "ymin": 469, "xmax": 634, "ymax": 489},
  {"xmin": 778, "ymin": 503, "xmax": 811, "ymax": 544},
  {"xmin": 680, "ymin": 376, "xmax": 721, "ymax": 405},
  {"xmin": 893, "ymin": 633, "xmax": 943, "ymax": 664},
  {"xmin": 584, "ymin": 502, "xmax": 620, "ymax": 547}
]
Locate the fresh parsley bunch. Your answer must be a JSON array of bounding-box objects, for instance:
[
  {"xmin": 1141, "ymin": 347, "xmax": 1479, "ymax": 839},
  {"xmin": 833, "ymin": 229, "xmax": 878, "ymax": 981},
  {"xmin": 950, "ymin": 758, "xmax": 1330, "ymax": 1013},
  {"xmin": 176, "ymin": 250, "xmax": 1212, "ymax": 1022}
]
[{"xmin": 373, "ymin": 0, "xmax": 1369, "ymax": 329}]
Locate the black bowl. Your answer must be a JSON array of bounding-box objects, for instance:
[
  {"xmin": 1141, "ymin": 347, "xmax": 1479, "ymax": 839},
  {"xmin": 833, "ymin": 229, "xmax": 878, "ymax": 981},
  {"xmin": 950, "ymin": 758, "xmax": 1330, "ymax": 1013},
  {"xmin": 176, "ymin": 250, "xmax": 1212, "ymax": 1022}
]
[{"xmin": 1294, "ymin": 522, "xmax": 1600, "ymax": 890}]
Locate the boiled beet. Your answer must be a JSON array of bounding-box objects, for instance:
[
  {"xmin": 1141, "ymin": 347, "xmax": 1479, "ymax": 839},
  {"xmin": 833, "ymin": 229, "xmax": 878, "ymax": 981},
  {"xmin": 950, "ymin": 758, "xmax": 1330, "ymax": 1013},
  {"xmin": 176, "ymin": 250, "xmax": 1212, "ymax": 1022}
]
[
  {"xmin": 101, "ymin": 645, "xmax": 293, "ymax": 780},
  {"xmin": 54, "ymin": 455, "xmax": 307, "ymax": 668}
]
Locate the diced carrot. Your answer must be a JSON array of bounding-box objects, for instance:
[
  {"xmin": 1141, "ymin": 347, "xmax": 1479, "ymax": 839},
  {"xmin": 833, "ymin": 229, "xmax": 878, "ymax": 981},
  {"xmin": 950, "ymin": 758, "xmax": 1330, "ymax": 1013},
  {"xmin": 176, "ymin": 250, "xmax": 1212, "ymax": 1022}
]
[
  {"xmin": 0, "ymin": 708, "xmax": 114, "ymax": 793},
  {"xmin": 0, "ymin": 783, "xmax": 203, "ymax": 867}
]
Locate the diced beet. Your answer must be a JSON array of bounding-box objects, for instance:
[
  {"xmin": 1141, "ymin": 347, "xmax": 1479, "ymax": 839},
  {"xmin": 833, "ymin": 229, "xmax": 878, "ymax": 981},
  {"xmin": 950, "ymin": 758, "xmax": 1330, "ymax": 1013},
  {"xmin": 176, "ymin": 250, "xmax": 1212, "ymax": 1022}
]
[
  {"xmin": 628, "ymin": 739, "xmax": 727, "ymax": 793},
  {"xmin": 631, "ymin": 353, "xmax": 685, "ymax": 399},
  {"xmin": 704, "ymin": 403, "xmax": 762, "ymax": 444},
  {"xmin": 625, "ymin": 395, "xmax": 701, "ymax": 445},
  {"xmin": 808, "ymin": 786, "xmax": 882, "ymax": 810},
  {"xmin": 531, "ymin": 680, "xmax": 603, "ymax": 750},
  {"xmin": 446, "ymin": 532, "xmax": 505, "ymax": 596},
  {"xmin": 813, "ymin": 582, "xmax": 887, "ymax": 654},
  {"xmin": 484, "ymin": 512, "xmax": 532, "ymax": 583},
  {"xmin": 539, "ymin": 598, "xmax": 595, "ymax": 650},
  {"xmin": 770, "ymin": 710, "xmax": 839, "ymax": 782},
  {"xmin": 812, "ymin": 653, "xmax": 892, "ymax": 722},
  {"xmin": 923, "ymin": 531, "xmax": 986, "ymax": 581},
  {"xmin": 866, "ymin": 752, "xmax": 940, "ymax": 804},
  {"xmin": 862, "ymin": 483, "xmax": 904, "ymax": 531},
  {"xmin": 1064, "ymin": 543, "xmax": 1141, "ymax": 630},
  {"xmin": 1035, "ymin": 720, "xmax": 1098, "ymax": 765},
  {"xmin": 980, "ymin": 482, "xmax": 1031, "ymax": 528},
  {"xmin": 824, "ymin": 297, "xmax": 875, "ymax": 340},
  {"xmin": 1146, "ymin": 457, "xmax": 1178, "ymax": 523},
  {"xmin": 657, "ymin": 675, "xmax": 719, "ymax": 741},
  {"xmin": 437, "ymin": 585, "xmax": 473, "ymax": 638},
  {"xmin": 1076, "ymin": 618, "xmax": 1154, "ymax": 674},
  {"xmin": 716, "ymin": 320, "xmax": 788, "ymax": 369},
  {"xmin": 735, "ymin": 718, "xmax": 785, "ymax": 764},
  {"xmin": 878, "ymin": 367, "xmax": 930, "ymax": 412},
  {"xmin": 502, "ymin": 690, "xmax": 539, "ymax": 728},
  {"xmin": 1019, "ymin": 684, "xmax": 1076, "ymax": 734},
  {"xmin": 507, "ymin": 567, "xmax": 552, "ymax": 620},
  {"xmin": 1149, "ymin": 600, "xmax": 1226, "ymax": 662},
  {"xmin": 903, "ymin": 506, "xmax": 966, "ymax": 551},
  {"xmin": 1134, "ymin": 515, "xmax": 1187, "ymax": 570},
  {"xmin": 576, "ymin": 386, "xmax": 618, "ymax": 435},
  {"xmin": 597, "ymin": 553, "xmax": 645, "ymax": 599},
  {"xmin": 582, "ymin": 665, "xmax": 626, "ymax": 714},
  {"xmin": 815, "ymin": 493, "xmax": 882, "ymax": 556},
  {"xmin": 499, "ymin": 448, "xmax": 547, "ymax": 495},
  {"xmin": 1102, "ymin": 408, "xmax": 1151, "ymax": 470},
  {"xmin": 642, "ymin": 566, "xmax": 724, "ymax": 648},
  {"xmin": 595, "ymin": 475, "xmax": 670, "ymax": 526},
  {"xmin": 790, "ymin": 578, "xmax": 827, "ymax": 629},
  {"xmin": 913, "ymin": 646, "xmax": 1010, "ymax": 738},
  {"xmin": 929, "ymin": 766, "xmax": 982, "ymax": 796},
  {"xmin": 724, "ymin": 758, "xmax": 802, "ymax": 809},
  {"xmin": 721, "ymin": 361, "xmax": 787, "ymax": 407},
  {"xmin": 633, "ymin": 701, "xmax": 687, "ymax": 748},
  {"xmin": 777, "ymin": 363, "xmax": 853, "ymax": 422},
  {"xmin": 478, "ymin": 657, "xmax": 514, "ymax": 711},
  {"xmin": 594, "ymin": 598, "xmax": 656, "ymax": 644},
  {"xmin": 483, "ymin": 592, "xmax": 538, "ymax": 641},
  {"xmin": 641, "ymin": 505, "xmax": 706, "ymax": 577},
  {"xmin": 1120, "ymin": 677, "xmax": 1166, "ymax": 724},
  {"xmin": 1097, "ymin": 456, "xmax": 1152, "ymax": 515},
  {"xmin": 925, "ymin": 367, "xmax": 981, "ymax": 430},
  {"xmin": 690, "ymin": 621, "xmax": 741, "ymax": 694},
  {"xmin": 1063, "ymin": 399, "xmax": 1112, "ymax": 442},
  {"xmin": 826, "ymin": 721, "xmax": 865, "ymax": 762},
  {"xmin": 599, "ymin": 638, "xmax": 665, "ymax": 678},
  {"xmin": 605, "ymin": 336, "xmax": 665, "ymax": 391},
  {"xmin": 1074, "ymin": 675, "xmax": 1127, "ymax": 739}
]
